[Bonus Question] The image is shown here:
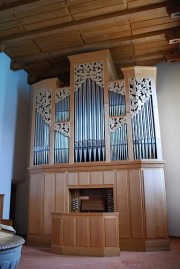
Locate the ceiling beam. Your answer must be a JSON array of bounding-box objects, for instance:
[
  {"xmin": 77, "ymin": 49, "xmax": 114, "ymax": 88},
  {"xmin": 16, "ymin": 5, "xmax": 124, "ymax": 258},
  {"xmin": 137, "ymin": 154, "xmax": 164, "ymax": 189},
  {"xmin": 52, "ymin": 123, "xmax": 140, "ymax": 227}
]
[
  {"xmin": 0, "ymin": 0, "xmax": 64, "ymax": 12},
  {"xmin": 0, "ymin": 1, "xmax": 174, "ymax": 44},
  {"xmin": 13, "ymin": 27, "xmax": 180, "ymax": 65}
]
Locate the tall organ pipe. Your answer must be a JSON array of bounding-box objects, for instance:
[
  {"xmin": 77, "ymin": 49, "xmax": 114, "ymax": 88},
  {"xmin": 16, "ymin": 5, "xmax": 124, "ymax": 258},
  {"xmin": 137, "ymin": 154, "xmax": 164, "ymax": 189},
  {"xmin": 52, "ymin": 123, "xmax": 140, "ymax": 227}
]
[
  {"xmin": 33, "ymin": 111, "xmax": 50, "ymax": 165},
  {"xmin": 54, "ymin": 95, "xmax": 70, "ymax": 163},
  {"xmin": 74, "ymin": 78, "xmax": 105, "ymax": 162},
  {"xmin": 132, "ymin": 96, "xmax": 157, "ymax": 159}
]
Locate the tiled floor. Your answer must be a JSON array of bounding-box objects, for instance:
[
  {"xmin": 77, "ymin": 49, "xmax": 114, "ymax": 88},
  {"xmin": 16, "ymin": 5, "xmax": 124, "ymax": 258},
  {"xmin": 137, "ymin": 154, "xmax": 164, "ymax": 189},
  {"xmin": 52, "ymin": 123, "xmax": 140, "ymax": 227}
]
[{"xmin": 18, "ymin": 239, "xmax": 180, "ymax": 269}]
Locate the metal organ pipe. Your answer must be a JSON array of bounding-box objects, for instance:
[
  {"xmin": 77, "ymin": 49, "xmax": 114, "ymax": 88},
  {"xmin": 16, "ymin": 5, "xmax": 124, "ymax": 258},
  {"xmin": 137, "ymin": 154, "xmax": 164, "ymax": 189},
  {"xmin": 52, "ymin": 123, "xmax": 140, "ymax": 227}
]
[
  {"xmin": 54, "ymin": 95, "xmax": 70, "ymax": 164},
  {"xmin": 74, "ymin": 78, "xmax": 105, "ymax": 162},
  {"xmin": 109, "ymin": 90, "xmax": 128, "ymax": 161},
  {"xmin": 132, "ymin": 96, "xmax": 157, "ymax": 159},
  {"xmin": 33, "ymin": 111, "xmax": 50, "ymax": 165}
]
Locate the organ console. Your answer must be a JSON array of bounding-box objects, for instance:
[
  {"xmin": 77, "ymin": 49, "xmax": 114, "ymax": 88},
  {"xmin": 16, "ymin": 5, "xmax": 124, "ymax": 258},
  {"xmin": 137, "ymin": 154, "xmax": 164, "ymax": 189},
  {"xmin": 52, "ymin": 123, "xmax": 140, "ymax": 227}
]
[{"xmin": 27, "ymin": 49, "xmax": 169, "ymax": 254}]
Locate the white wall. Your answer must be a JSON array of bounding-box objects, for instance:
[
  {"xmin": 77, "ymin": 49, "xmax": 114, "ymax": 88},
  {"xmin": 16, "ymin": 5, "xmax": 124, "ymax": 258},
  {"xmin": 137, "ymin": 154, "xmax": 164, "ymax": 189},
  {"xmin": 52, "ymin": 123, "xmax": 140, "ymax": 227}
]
[
  {"xmin": 157, "ymin": 61, "xmax": 180, "ymax": 236},
  {"xmin": 0, "ymin": 52, "xmax": 31, "ymax": 220}
]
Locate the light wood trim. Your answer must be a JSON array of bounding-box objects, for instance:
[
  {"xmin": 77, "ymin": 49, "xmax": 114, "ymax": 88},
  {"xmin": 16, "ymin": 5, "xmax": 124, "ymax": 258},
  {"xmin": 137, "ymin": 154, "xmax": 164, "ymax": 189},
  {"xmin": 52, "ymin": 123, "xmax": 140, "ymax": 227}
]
[
  {"xmin": 151, "ymin": 75, "xmax": 163, "ymax": 160},
  {"xmin": 29, "ymin": 88, "xmax": 36, "ymax": 166},
  {"xmin": 121, "ymin": 67, "xmax": 135, "ymax": 160},
  {"xmin": 29, "ymin": 160, "xmax": 166, "ymax": 174},
  {"xmin": 49, "ymin": 87, "xmax": 55, "ymax": 164},
  {"xmin": 0, "ymin": 194, "xmax": 4, "ymax": 220}
]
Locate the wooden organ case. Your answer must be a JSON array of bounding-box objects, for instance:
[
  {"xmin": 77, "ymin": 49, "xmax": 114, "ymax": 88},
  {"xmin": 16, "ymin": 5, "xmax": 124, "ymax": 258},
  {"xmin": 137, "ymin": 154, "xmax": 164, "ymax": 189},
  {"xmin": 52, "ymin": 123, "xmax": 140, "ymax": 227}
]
[{"xmin": 28, "ymin": 50, "xmax": 169, "ymax": 254}]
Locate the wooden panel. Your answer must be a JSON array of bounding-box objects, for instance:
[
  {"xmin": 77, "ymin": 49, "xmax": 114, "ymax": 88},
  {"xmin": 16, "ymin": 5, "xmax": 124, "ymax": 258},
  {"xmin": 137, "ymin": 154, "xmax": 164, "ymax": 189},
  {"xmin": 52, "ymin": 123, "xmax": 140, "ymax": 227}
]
[
  {"xmin": 104, "ymin": 171, "xmax": 114, "ymax": 184},
  {"xmin": 69, "ymin": 2, "xmax": 126, "ymax": 20},
  {"xmin": 0, "ymin": 194, "xmax": 4, "ymax": 220},
  {"xmin": 76, "ymin": 217, "xmax": 89, "ymax": 247},
  {"xmin": 78, "ymin": 172, "xmax": 90, "ymax": 185},
  {"xmin": 90, "ymin": 217, "xmax": 103, "ymax": 247},
  {"xmin": 51, "ymin": 212, "xmax": 120, "ymax": 256},
  {"xmin": 104, "ymin": 218, "xmax": 117, "ymax": 247},
  {"xmin": 35, "ymin": 31, "xmax": 84, "ymax": 52},
  {"xmin": 28, "ymin": 174, "xmax": 44, "ymax": 235},
  {"xmin": 143, "ymin": 168, "xmax": 168, "ymax": 238},
  {"xmin": 91, "ymin": 171, "xmax": 103, "ymax": 185},
  {"xmin": 129, "ymin": 170, "xmax": 145, "ymax": 239},
  {"xmin": 55, "ymin": 173, "xmax": 67, "ymax": 213},
  {"xmin": 67, "ymin": 172, "xmax": 78, "ymax": 186},
  {"xmin": 43, "ymin": 173, "xmax": 55, "ymax": 235},
  {"xmin": 63, "ymin": 217, "xmax": 75, "ymax": 246},
  {"xmin": 116, "ymin": 170, "xmax": 130, "ymax": 238},
  {"xmin": 51, "ymin": 217, "xmax": 61, "ymax": 246}
]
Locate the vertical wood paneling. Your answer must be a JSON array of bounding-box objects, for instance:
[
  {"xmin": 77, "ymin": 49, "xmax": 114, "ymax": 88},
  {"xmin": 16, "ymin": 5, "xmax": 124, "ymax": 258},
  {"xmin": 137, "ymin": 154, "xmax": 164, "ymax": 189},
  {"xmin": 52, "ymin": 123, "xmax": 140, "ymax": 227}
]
[
  {"xmin": 104, "ymin": 218, "xmax": 117, "ymax": 247},
  {"xmin": 129, "ymin": 170, "xmax": 145, "ymax": 239},
  {"xmin": 143, "ymin": 168, "xmax": 168, "ymax": 238},
  {"xmin": 79, "ymin": 172, "xmax": 90, "ymax": 185},
  {"xmin": 76, "ymin": 217, "xmax": 89, "ymax": 247},
  {"xmin": 28, "ymin": 174, "xmax": 44, "ymax": 235},
  {"xmin": 51, "ymin": 217, "xmax": 61, "ymax": 245},
  {"xmin": 116, "ymin": 170, "xmax": 130, "ymax": 238},
  {"xmin": 91, "ymin": 171, "xmax": 103, "ymax": 185},
  {"xmin": 55, "ymin": 173, "xmax": 67, "ymax": 213},
  {"xmin": 90, "ymin": 217, "xmax": 103, "ymax": 247},
  {"xmin": 63, "ymin": 217, "xmax": 75, "ymax": 246},
  {"xmin": 43, "ymin": 173, "xmax": 55, "ymax": 235}
]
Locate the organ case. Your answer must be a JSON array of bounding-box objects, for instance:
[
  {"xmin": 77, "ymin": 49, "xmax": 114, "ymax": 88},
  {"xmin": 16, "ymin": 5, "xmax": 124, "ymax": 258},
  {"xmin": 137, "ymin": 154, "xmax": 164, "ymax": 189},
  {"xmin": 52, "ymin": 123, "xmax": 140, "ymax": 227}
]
[{"xmin": 27, "ymin": 49, "xmax": 169, "ymax": 252}]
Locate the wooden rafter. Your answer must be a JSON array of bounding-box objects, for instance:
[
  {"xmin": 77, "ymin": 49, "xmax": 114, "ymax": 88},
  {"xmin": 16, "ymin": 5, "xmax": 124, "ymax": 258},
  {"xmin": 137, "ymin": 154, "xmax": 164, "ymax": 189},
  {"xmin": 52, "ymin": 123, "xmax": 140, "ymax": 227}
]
[{"xmin": 12, "ymin": 27, "xmax": 180, "ymax": 65}]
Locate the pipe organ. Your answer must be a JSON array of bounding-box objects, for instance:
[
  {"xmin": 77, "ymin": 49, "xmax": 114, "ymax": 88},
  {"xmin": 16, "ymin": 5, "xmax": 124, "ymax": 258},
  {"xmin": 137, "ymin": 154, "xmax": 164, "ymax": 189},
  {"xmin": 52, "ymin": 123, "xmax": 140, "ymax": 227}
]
[{"xmin": 28, "ymin": 50, "xmax": 169, "ymax": 254}]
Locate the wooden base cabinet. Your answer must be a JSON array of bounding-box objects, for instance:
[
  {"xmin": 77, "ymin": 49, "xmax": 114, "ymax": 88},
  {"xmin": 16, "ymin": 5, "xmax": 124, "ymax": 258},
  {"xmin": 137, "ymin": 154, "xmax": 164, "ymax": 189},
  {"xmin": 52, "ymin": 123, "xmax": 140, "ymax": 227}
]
[
  {"xmin": 27, "ymin": 161, "xmax": 169, "ymax": 252},
  {"xmin": 51, "ymin": 213, "xmax": 120, "ymax": 256}
]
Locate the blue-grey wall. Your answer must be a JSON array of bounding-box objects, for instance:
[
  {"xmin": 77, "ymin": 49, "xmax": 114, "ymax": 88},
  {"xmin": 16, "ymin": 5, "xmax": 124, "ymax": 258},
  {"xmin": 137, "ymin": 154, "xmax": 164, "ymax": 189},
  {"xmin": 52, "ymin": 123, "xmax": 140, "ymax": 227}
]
[
  {"xmin": 0, "ymin": 52, "xmax": 31, "ymax": 219},
  {"xmin": 157, "ymin": 62, "xmax": 180, "ymax": 236}
]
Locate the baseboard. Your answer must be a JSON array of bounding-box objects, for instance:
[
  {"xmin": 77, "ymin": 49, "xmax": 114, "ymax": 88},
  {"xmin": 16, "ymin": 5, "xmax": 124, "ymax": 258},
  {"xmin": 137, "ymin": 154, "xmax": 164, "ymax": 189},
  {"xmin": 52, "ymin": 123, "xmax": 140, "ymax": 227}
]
[
  {"xmin": 27, "ymin": 234, "xmax": 51, "ymax": 247},
  {"xmin": 120, "ymin": 238, "xmax": 170, "ymax": 251}
]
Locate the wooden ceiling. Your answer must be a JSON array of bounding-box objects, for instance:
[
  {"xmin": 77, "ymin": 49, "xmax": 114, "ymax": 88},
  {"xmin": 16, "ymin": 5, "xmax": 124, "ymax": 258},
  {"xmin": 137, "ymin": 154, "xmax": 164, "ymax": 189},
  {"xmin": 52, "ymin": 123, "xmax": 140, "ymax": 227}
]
[{"xmin": 0, "ymin": 0, "xmax": 180, "ymax": 84}]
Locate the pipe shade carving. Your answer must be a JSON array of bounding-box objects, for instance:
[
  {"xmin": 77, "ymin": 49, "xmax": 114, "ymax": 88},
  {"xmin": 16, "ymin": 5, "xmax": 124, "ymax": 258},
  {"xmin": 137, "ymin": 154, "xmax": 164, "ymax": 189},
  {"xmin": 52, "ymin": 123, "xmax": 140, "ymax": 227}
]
[
  {"xmin": 129, "ymin": 78, "xmax": 152, "ymax": 118},
  {"xmin": 74, "ymin": 61, "xmax": 104, "ymax": 91}
]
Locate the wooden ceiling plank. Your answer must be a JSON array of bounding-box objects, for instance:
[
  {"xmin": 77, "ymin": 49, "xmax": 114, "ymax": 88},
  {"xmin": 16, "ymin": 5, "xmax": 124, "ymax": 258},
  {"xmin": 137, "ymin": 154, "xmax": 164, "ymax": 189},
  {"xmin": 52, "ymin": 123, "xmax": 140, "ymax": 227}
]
[
  {"xmin": 35, "ymin": 32, "xmax": 84, "ymax": 52},
  {"xmin": 131, "ymin": 16, "xmax": 180, "ymax": 30},
  {"xmin": 19, "ymin": 8, "xmax": 69, "ymax": 25},
  {"xmin": 81, "ymin": 22, "xmax": 130, "ymax": 37},
  {"xmin": 83, "ymin": 30, "xmax": 132, "ymax": 44},
  {"xmin": 70, "ymin": 4, "xmax": 127, "ymax": 21},
  {"xmin": 134, "ymin": 40, "xmax": 168, "ymax": 51},
  {"xmin": 14, "ymin": 2, "xmax": 65, "ymax": 18},
  {"xmin": 0, "ymin": 1, "xmax": 174, "ymax": 43},
  {"xmin": 134, "ymin": 43, "xmax": 178, "ymax": 56},
  {"xmin": 67, "ymin": 0, "xmax": 126, "ymax": 15},
  {"xmin": 0, "ymin": 26, "xmax": 25, "ymax": 39},
  {"xmin": 6, "ymin": 47, "xmax": 41, "ymax": 58},
  {"xmin": 12, "ymin": 27, "xmax": 180, "ymax": 65},
  {"xmin": 0, "ymin": 0, "xmax": 64, "ymax": 12},
  {"xmin": 24, "ymin": 16, "xmax": 72, "ymax": 32},
  {"xmin": 127, "ymin": 0, "xmax": 170, "ymax": 9},
  {"xmin": 132, "ymin": 21, "xmax": 180, "ymax": 35},
  {"xmin": 129, "ymin": 7, "xmax": 168, "ymax": 23},
  {"xmin": 0, "ymin": 20, "xmax": 20, "ymax": 31}
]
